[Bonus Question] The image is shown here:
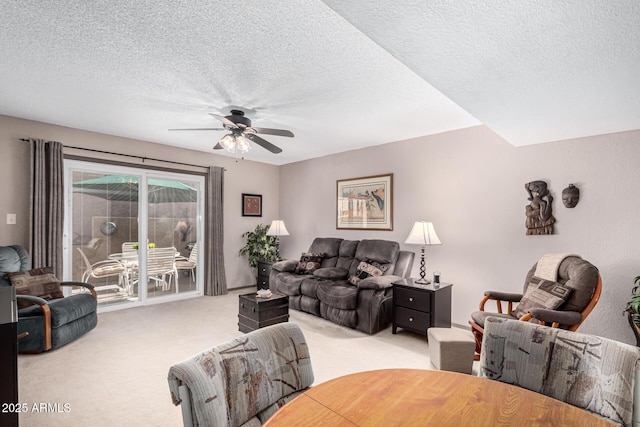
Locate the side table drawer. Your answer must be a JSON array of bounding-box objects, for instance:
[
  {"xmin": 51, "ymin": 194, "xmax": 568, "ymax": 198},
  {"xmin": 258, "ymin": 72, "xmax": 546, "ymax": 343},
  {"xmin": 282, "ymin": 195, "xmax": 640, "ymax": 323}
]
[
  {"xmin": 395, "ymin": 287, "xmax": 431, "ymax": 311},
  {"xmin": 258, "ymin": 262, "xmax": 273, "ymax": 277},
  {"xmin": 394, "ymin": 307, "xmax": 430, "ymax": 332},
  {"xmin": 257, "ymin": 276, "xmax": 269, "ymax": 290}
]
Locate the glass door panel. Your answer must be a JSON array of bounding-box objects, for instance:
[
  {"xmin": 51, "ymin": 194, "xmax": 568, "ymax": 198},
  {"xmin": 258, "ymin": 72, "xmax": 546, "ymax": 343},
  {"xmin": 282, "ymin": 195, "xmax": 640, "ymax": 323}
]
[
  {"xmin": 65, "ymin": 161, "xmax": 203, "ymax": 310},
  {"xmin": 146, "ymin": 175, "xmax": 200, "ymax": 299},
  {"xmin": 69, "ymin": 171, "xmax": 141, "ymax": 306}
]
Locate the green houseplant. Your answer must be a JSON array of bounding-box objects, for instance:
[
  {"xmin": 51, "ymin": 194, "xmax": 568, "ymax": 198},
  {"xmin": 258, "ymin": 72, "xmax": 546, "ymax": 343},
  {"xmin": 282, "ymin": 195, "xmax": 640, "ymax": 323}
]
[
  {"xmin": 625, "ymin": 276, "xmax": 640, "ymax": 346},
  {"xmin": 239, "ymin": 224, "xmax": 280, "ymax": 269}
]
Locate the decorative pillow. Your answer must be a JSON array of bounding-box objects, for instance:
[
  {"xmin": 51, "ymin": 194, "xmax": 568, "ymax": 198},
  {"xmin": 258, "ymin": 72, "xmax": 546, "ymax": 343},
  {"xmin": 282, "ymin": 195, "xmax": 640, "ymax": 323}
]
[
  {"xmin": 348, "ymin": 260, "xmax": 389, "ymax": 285},
  {"xmin": 295, "ymin": 253, "xmax": 324, "ymax": 274},
  {"xmin": 512, "ymin": 277, "xmax": 573, "ymax": 319},
  {"xmin": 7, "ymin": 267, "xmax": 64, "ymax": 308}
]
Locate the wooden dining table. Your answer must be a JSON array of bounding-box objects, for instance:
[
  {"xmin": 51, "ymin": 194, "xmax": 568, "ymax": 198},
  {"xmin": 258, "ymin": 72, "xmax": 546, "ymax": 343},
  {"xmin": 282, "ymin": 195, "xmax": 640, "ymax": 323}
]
[{"xmin": 263, "ymin": 369, "xmax": 613, "ymax": 426}]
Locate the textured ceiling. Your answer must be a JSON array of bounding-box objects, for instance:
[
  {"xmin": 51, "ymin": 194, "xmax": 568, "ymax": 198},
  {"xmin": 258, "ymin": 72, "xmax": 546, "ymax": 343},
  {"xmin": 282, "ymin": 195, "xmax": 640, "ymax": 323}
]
[{"xmin": 0, "ymin": 1, "xmax": 638, "ymax": 165}]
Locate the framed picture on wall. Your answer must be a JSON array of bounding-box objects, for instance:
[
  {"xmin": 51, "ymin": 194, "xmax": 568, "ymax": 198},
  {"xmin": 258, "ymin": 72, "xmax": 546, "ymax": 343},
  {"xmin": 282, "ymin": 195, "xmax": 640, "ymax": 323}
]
[
  {"xmin": 242, "ymin": 193, "xmax": 262, "ymax": 217},
  {"xmin": 336, "ymin": 173, "xmax": 393, "ymax": 230}
]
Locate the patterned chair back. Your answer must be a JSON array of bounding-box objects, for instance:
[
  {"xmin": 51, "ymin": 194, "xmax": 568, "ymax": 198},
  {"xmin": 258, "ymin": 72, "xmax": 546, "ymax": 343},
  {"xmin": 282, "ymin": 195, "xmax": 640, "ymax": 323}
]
[
  {"xmin": 168, "ymin": 322, "xmax": 314, "ymax": 427},
  {"xmin": 480, "ymin": 316, "xmax": 640, "ymax": 426}
]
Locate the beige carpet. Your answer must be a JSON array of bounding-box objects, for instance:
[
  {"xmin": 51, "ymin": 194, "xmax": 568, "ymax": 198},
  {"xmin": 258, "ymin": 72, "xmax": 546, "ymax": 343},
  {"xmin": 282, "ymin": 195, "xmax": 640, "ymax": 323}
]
[{"xmin": 18, "ymin": 288, "xmax": 477, "ymax": 426}]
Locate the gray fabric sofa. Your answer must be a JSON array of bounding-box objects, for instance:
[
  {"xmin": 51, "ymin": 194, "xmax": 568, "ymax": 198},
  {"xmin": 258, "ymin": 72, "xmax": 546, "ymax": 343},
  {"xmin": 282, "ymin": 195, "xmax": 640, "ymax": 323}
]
[{"xmin": 269, "ymin": 238, "xmax": 414, "ymax": 334}]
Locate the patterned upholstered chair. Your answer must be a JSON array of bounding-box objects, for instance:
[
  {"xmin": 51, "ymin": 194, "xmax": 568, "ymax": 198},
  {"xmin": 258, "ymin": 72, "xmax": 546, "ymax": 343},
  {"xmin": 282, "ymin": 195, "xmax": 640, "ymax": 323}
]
[
  {"xmin": 168, "ymin": 322, "xmax": 314, "ymax": 427},
  {"xmin": 479, "ymin": 317, "xmax": 640, "ymax": 426},
  {"xmin": 470, "ymin": 254, "xmax": 601, "ymax": 358}
]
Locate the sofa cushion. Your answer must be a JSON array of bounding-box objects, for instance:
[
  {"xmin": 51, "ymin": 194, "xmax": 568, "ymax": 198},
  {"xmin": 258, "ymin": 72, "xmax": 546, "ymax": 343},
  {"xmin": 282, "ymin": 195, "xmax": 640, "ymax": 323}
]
[
  {"xmin": 313, "ymin": 267, "xmax": 349, "ymax": 280},
  {"xmin": 295, "ymin": 253, "xmax": 324, "ymax": 274},
  {"xmin": 355, "ymin": 240, "xmax": 399, "ymax": 265},
  {"xmin": 300, "ymin": 277, "xmax": 320, "ymax": 298},
  {"xmin": 317, "ymin": 281, "xmax": 359, "ymax": 310},
  {"xmin": 309, "ymin": 238, "xmax": 343, "ymax": 268},
  {"xmin": 8, "ymin": 267, "xmax": 64, "ymax": 308},
  {"xmin": 513, "ymin": 277, "xmax": 573, "ymax": 319},
  {"xmin": 348, "ymin": 261, "xmax": 389, "ymax": 286},
  {"xmin": 275, "ymin": 273, "xmax": 307, "ymax": 296}
]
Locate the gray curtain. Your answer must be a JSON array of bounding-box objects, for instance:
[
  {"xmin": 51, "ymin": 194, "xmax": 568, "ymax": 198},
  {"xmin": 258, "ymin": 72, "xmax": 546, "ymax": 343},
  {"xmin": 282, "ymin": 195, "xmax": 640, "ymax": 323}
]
[
  {"xmin": 205, "ymin": 166, "xmax": 227, "ymax": 295},
  {"xmin": 29, "ymin": 139, "xmax": 64, "ymax": 277}
]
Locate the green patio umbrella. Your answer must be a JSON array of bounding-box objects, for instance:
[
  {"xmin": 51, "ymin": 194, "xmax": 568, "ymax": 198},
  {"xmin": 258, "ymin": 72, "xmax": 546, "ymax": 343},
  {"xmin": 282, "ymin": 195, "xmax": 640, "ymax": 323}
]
[{"xmin": 72, "ymin": 175, "xmax": 197, "ymax": 203}]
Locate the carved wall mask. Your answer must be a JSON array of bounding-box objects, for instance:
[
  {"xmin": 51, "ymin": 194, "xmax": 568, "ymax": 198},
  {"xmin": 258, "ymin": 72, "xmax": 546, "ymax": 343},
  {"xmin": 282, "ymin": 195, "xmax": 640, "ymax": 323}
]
[{"xmin": 562, "ymin": 184, "xmax": 579, "ymax": 208}]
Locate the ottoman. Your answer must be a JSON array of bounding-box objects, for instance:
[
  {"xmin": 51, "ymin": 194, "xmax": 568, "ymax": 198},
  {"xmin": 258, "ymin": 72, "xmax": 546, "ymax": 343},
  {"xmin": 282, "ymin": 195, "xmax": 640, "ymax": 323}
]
[{"xmin": 427, "ymin": 327, "xmax": 475, "ymax": 374}]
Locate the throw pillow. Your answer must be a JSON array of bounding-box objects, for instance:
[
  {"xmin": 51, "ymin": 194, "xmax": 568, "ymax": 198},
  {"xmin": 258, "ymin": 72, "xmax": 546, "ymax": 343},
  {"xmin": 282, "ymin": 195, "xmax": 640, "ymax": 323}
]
[
  {"xmin": 7, "ymin": 267, "xmax": 64, "ymax": 308},
  {"xmin": 348, "ymin": 260, "xmax": 388, "ymax": 285},
  {"xmin": 512, "ymin": 277, "xmax": 573, "ymax": 319},
  {"xmin": 295, "ymin": 253, "xmax": 324, "ymax": 274}
]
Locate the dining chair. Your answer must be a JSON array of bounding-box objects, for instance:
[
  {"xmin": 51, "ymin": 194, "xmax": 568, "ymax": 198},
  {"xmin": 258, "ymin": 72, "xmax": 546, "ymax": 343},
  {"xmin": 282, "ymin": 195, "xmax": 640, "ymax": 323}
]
[
  {"xmin": 175, "ymin": 243, "xmax": 198, "ymax": 283},
  {"xmin": 168, "ymin": 322, "xmax": 314, "ymax": 427},
  {"xmin": 479, "ymin": 316, "xmax": 640, "ymax": 426},
  {"xmin": 76, "ymin": 247, "xmax": 128, "ymax": 291},
  {"xmin": 145, "ymin": 247, "xmax": 178, "ymax": 292}
]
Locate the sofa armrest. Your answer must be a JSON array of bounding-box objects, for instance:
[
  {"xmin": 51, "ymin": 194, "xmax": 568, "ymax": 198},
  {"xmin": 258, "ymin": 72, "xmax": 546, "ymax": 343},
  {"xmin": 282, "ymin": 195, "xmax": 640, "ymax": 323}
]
[
  {"xmin": 358, "ymin": 275, "xmax": 404, "ymax": 290},
  {"xmin": 61, "ymin": 281, "xmax": 97, "ymax": 298},
  {"xmin": 484, "ymin": 291, "xmax": 523, "ymax": 302},
  {"xmin": 17, "ymin": 294, "xmax": 49, "ymax": 306},
  {"xmin": 272, "ymin": 259, "xmax": 298, "ymax": 273},
  {"xmin": 527, "ymin": 308, "xmax": 582, "ymax": 326}
]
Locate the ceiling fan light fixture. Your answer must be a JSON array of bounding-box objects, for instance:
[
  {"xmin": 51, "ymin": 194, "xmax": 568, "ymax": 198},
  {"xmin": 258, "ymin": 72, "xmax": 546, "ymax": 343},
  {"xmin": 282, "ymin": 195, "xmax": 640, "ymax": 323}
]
[
  {"xmin": 236, "ymin": 135, "xmax": 251, "ymax": 153},
  {"xmin": 218, "ymin": 133, "xmax": 252, "ymax": 154}
]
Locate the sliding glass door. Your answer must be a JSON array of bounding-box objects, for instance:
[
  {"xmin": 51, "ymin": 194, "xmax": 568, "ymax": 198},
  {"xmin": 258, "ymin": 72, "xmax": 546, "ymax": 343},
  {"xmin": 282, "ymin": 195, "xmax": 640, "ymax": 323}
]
[{"xmin": 64, "ymin": 161, "xmax": 204, "ymax": 310}]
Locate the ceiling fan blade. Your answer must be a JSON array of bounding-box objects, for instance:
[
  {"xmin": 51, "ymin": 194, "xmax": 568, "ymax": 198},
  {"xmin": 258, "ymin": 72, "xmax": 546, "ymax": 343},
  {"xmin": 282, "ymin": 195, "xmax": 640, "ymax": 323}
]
[
  {"xmin": 209, "ymin": 113, "xmax": 238, "ymax": 129},
  {"xmin": 213, "ymin": 142, "xmax": 223, "ymax": 150},
  {"xmin": 252, "ymin": 127, "xmax": 294, "ymax": 137},
  {"xmin": 168, "ymin": 127, "xmax": 225, "ymax": 131},
  {"xmin": 245, "ymin": 134, "xmax": 282, "ymax": 154}
]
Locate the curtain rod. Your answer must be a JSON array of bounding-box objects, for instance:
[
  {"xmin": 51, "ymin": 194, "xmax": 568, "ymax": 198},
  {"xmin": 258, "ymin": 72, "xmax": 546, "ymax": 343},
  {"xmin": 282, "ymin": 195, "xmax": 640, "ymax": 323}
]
[{"xmin": 20, "ymin": 139, "xmax": 215, "ymax": 170}]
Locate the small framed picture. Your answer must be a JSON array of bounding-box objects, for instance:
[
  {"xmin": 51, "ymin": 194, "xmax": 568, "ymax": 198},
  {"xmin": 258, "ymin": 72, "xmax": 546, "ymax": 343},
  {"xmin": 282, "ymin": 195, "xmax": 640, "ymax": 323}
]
[{"xmin": 242, "ymin": 193, "xmax": 262, "ymax": 217}]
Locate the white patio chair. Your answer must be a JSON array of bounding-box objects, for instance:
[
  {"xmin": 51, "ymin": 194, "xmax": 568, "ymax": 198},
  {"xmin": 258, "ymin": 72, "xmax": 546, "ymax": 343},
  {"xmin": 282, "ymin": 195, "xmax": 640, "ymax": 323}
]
[
  {"xmin": 77, "ymin": 247, "xmax": 128, "ymax": 291},
  {"xmin": 175, "ymin": 243, "xmax": 198, "ymax": 283},
  {"xmin": 146, "ymin": 247, "xmax": 178, "ymax": 292}
]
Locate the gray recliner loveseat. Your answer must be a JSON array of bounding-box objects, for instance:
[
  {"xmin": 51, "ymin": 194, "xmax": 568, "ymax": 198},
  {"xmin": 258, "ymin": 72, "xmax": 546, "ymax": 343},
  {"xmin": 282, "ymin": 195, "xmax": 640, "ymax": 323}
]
[{"xmin": 270, "ymin": 238, "xmax": 414, "ymax": 334}]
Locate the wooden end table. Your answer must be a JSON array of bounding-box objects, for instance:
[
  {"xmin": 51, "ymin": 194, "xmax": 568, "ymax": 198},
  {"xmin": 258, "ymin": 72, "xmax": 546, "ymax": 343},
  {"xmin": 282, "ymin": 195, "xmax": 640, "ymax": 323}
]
[{"xmin": 392, "ymin": 278, "xmax": 452, "ymax": 336}]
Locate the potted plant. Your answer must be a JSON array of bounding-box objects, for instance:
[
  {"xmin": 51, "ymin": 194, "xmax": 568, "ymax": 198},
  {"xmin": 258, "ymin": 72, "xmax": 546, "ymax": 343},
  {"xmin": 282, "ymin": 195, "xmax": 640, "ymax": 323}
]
[
  {"xmin": 239, "ymin": 224, "xmax": 280, "ymax": 270},
  {"xmin": 625, "ymin": 276, "xmax": 640, "ymax": 346}
]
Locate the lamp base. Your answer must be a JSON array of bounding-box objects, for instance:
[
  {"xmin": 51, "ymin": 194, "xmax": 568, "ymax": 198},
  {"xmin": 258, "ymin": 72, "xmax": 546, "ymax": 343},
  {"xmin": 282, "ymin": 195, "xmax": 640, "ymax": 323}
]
[{"xmin": 414, "ymin": 277, "xmax": 431, "ymax": 285}]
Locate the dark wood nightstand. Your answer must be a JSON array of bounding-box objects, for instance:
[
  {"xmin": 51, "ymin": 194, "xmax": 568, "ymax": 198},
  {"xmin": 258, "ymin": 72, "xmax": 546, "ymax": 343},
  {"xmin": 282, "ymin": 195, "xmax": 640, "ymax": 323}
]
[
  {"xmin": 257, "ymin": 260, "xmax": 273, "ymax": 290},
  {"xmin": 392, "ymin": 278, "xmax": 452, "ymax": 336}
]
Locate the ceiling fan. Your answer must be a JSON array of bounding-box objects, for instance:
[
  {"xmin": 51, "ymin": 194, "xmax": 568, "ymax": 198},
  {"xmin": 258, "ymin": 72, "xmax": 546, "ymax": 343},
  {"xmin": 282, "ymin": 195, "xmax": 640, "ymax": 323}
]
[{"xmin": 169, "ymin": 109, "xmax": 294, "ymax": 154}]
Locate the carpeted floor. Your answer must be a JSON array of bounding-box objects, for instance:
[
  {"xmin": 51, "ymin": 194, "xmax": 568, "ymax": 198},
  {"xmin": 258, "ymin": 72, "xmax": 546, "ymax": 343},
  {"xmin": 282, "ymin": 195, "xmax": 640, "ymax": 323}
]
[{"xmin": 18, "ymin": 288, "xmax": 477, "ymax": 426}]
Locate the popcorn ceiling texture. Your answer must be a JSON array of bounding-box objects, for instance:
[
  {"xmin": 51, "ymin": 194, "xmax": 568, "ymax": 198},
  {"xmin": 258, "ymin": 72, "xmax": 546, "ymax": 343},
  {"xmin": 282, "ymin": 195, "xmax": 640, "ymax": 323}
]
[{"xmin": 1, "ymin": 1, "xmax": 638, "ymax": 164}]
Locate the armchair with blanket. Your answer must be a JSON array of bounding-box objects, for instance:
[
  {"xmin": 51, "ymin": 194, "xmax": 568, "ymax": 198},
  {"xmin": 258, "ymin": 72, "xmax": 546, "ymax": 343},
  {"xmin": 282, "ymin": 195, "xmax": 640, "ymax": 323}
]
[
  {"xmin": 469, "ymin": 254, "xmax": 602, "ymax": 358},
  {"xmin": 269, "ymin": 238, "xmax": 414, "ymax": 334}
]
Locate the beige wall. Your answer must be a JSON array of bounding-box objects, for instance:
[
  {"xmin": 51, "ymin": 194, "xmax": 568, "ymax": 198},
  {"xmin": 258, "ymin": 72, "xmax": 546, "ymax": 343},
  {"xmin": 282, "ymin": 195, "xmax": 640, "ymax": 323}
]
[
  {"xmin": 0, "ymin": 115, "xmax": 280, "ymax": 289},
  {"xmin": 3, "ymin": 113, "xmax": 639, "ymax": 345},
  {"xmin": 279, "ymin": 125, "xmax": 640, "ymax": 345}
]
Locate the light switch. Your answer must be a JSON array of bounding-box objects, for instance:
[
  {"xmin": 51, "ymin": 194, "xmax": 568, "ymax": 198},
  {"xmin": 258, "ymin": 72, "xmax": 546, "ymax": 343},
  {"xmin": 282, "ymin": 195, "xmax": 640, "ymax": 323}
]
[{"xmin": 6, "ymin": 213, "xmax": 16, "ymax": 225}]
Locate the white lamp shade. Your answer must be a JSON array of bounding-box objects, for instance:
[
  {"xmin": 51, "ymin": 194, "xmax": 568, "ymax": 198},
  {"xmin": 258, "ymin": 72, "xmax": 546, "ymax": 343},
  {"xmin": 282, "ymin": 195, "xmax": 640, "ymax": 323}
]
[
  {"xmin": 266, "ymin": 220, "xmax": 290, "ymax": 236},
  {"xmin": 404, "ymin": 221, "xmax": 441, "ymax": 245}
]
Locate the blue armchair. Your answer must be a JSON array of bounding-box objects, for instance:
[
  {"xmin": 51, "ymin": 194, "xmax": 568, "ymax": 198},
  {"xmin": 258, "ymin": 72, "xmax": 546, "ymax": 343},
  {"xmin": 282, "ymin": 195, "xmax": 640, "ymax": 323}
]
[{"xmin": 0, "ymin": 245, "xmax": 98, "ymax": 353}]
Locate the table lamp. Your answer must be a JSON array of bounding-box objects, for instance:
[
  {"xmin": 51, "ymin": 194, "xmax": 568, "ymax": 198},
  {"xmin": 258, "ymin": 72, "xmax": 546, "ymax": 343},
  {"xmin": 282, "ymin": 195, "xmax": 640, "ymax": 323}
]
[
  {"xmin": 266, "ymin": 220, "xmax": 290, "ymax": 254},
  {"xmin": 404, "ymin": 221, "xmax": 441, "ymax": 284}
]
